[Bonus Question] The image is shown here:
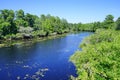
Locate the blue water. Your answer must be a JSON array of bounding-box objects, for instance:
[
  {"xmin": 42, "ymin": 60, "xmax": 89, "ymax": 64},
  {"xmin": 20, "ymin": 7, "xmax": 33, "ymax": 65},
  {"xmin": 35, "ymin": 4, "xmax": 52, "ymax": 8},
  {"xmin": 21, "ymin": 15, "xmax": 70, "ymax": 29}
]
[{"xmin": 0, "ymin": 32, "xmax": 92, "ymax": 80}]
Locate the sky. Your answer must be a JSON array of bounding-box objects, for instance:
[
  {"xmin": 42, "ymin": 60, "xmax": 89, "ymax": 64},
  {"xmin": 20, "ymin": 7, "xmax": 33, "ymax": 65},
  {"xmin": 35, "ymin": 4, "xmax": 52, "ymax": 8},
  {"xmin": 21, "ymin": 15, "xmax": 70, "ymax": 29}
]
[{"xmin": 0, "ymin": 0, "xmax": 120, "ymax": 23}]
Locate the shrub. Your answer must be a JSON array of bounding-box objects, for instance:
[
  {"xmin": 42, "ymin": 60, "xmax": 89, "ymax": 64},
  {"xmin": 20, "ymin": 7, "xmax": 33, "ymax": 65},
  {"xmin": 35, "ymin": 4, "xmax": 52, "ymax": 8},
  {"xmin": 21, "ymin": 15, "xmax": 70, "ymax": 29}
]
[{"xmin": 71, "ymin": 29, "xmax": 120, "ymax": 80}]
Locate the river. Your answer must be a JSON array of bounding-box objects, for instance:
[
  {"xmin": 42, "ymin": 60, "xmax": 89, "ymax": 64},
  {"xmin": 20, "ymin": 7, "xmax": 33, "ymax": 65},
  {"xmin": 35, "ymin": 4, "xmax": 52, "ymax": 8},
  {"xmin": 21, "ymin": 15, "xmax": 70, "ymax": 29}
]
[{"xmin": 0, "ymin": 32, "xmax": 92, "ymax": 80}]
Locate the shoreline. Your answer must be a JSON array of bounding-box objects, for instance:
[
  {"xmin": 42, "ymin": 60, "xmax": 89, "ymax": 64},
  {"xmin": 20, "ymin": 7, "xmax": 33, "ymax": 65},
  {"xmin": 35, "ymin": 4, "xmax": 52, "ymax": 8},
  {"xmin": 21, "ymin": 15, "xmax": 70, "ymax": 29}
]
[
  {"xmin": 0, "ymin": 33, "xmax": 68, "ymax": 48},
  {"xmin": 0, "ymin": 31, "xmax": 94, "ymax": 48}
]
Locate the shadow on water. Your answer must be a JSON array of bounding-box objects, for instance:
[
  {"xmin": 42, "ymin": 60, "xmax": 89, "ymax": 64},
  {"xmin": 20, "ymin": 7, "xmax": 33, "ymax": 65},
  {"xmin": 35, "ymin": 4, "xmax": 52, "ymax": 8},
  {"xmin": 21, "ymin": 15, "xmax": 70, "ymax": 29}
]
[{"xmin": 0, "ymin": 32, "xmax": 93, "ymax": 80}]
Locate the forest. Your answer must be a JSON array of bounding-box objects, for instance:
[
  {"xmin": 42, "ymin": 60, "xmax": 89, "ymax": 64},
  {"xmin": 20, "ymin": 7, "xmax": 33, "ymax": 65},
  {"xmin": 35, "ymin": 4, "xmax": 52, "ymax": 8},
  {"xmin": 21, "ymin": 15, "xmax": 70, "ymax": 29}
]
[{"xmin": 0, "ymin": 9, "xmax": 120, "ymax": 41}]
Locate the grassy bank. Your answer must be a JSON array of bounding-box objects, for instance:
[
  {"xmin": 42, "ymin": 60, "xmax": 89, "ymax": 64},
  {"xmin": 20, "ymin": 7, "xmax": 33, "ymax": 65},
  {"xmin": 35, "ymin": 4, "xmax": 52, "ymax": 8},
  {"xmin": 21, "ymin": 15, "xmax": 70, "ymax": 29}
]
[{"xmin": 70, "ymin": 29, "xmax": 120, "ymax": 80}]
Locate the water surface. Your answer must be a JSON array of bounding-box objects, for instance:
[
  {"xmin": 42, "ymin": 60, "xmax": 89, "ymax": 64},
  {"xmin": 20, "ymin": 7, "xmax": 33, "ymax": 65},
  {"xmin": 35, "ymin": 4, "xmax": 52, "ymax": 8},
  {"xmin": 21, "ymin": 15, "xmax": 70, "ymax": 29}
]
[{"xmin": 0, "ymin": 32, "xmax": 92, "ymax": 80}]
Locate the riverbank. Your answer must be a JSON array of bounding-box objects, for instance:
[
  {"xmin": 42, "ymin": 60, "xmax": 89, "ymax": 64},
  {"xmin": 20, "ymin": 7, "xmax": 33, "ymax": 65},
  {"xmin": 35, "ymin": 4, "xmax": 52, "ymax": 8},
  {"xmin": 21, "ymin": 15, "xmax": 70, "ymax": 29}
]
[
  {"xmin": 0, "ymin": 33, "xmax": 68, "ymax": 48},
  {"xmin": 0, "ymin": 30, "xmax": 94, "ymax": 48},
  {"xmin": 70, "ymin": 29, "xmax": 120, "ymax": 80}
]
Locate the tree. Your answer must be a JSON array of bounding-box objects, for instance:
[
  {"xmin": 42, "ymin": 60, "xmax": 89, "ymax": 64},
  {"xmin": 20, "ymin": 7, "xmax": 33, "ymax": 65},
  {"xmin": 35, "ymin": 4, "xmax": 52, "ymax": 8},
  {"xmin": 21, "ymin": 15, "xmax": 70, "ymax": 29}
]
[
  {"xmin": 15, "ymin": 9, "xmax": 28, "ymax": 27},
  {"xmin": 40, "ymin": 14, "xmax": 46, "ymax": 21},
  {"xmin": 103, "ymin": 14, "xmax": 114, "ymax": 29},
  {"xmin": 0, "ymin": 9, "xmax": 17, "ymax": 35},
  {"xmin": 0, "ymin": 9, "xmax": 9, "ymax": 21},
  {"xmin": 93, "ymin": 22, "xmax": 101, "ymax": 31},
  {"xmin": 7, "ymin": 10, "xmax": 14, "ymax": 22},
  {"xmin": 42, "ymin": 19, "xmax": 52, "ymax": 34},
  {"xmin": 34, "ymin": 17, "xmax": 42, "ymax": 30},
  {"xmin": 1, "ymin": 22, "xmax": 11, "ymax": 35},
  {"xmin": 16, "ymin": 9, "xmax": 24, "ymax": 19},
  {"xmin": 116, "ymin": 17, "xmax": 120, "ymax": 30},
  {"xmin": 0, "ymin": 9, "xmax": 15, "ymax": 22},
  {"xmin": 61, "ymin": 18, "xmax": 68, "ymax": 30},
  {"xmin": 0, "ymin": 14, "xmax": 3, "ymax": 35},
  {"xmin": 77, "ymin": 22, "xmax": 82, "ymax": 31},
  {"xmin": 25, "ymin": 13, "xmax": 37, "ymax": 27},
  {"xmin": 52, "ymin": 16, "xmax": 61, "ymax": 33},
  {"xmin": 14, "ymin": 18, "xmax": 28, "ymax": 27}
]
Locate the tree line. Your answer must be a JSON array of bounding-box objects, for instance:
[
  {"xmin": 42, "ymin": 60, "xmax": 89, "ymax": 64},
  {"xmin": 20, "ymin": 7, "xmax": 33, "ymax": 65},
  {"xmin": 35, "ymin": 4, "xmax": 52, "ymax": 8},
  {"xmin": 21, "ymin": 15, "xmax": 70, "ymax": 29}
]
[
  {"xmin": 0, "ymin": 9, "xmax": 70, "ymax": 40},
  {"xmin": 0, "ymin": 9, "xmax": 120, "ymax": 40}
]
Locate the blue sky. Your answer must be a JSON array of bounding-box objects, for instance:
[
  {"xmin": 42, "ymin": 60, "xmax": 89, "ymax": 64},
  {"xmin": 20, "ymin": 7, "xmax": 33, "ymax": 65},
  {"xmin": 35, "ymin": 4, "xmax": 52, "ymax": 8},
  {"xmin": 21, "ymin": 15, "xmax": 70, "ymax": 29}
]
[{"xmin": 0, "ymin": 0, "xmax": 120, "ymax": 23}]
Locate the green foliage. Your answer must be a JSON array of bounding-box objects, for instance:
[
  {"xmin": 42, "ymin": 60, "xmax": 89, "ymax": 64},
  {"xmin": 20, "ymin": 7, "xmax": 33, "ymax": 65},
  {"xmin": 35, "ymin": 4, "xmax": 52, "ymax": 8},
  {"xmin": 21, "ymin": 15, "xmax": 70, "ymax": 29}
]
[
  {"xmin": 32, "ymin": 30, "xmax": 47, "ymax": 37},
  {"xmin": 116, "ymin": 17, "xmax": 120, "ymax": 30},
  {"xmin": 0, "ymin": 9, "xmax": 119, "ymax": 41},
  {"xmin": 0, "ymin": 9, "xmax": 70, "ymax": 40},
  {"xmin": 71, "ymin": 29, "xmax": 120, "ymax": 80},
  {"xmin": 15, "ymin": 9, "xmax": 28, "ymax": 27},
  {"xmin": 0, "ymin": 9, "xmax": 17, "ymax": 35},
  {"xmin": 14, "ymin": 33, "xmax": 23, "ymax": 39},
  {"xmin": 81, "ymin": 23, "xmax": 94, "ymax": 31},
  {"xmin": 93, "ymin": 22, "xmax": 101, "ymax": 31},
  {"xmin": 34, "ymin": 18, "xmax": 42, "ymax": 30},
  {"xmin": 25, "ymin": 13, "xmax": 37, "ymax": 27},
  {"xmin": 103, "ymin": 14, "xmax": 115, "ymax": 29},
  {"xmin": 16, "ymin": 9, "xmax": 25, "ymax": 19}
]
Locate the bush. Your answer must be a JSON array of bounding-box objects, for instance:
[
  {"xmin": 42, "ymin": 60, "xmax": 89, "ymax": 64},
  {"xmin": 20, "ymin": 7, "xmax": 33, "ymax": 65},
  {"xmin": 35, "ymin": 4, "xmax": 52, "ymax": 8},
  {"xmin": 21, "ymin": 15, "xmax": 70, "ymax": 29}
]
[
  {"xmin": 71, "ymin": 29, "xmax": 120, "ymax": 80},
  {"xmin": 32, "ymin": 30, "xmax": 47, "ymax": 37}
]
